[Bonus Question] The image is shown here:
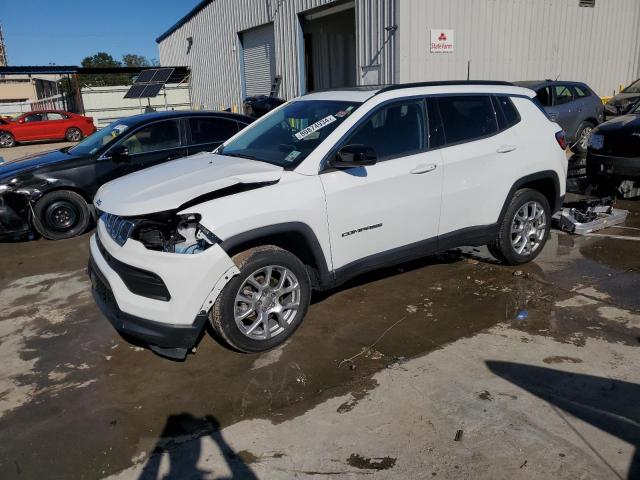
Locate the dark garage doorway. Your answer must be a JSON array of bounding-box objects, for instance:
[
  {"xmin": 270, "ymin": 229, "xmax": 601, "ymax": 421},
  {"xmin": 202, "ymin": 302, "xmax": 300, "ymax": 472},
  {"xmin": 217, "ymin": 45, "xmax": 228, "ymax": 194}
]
[{"xmin": 302, "ymin": 2, "xmax": 356, "ymax": 92}]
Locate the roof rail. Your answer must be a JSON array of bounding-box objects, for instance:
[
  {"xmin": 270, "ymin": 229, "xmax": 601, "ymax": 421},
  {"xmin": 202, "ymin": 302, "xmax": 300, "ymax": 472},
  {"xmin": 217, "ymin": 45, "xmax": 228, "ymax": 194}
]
[{"xmin": 375, "ymin": 80, "xmax": 515, "ymax": 95}]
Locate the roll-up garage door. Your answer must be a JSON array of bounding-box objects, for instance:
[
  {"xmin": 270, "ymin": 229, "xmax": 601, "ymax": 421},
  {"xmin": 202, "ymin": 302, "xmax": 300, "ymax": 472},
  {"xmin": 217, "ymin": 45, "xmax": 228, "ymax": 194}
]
[{"xmin": 241, "ymin": 23, "xmax": 276, "ymax": 97}]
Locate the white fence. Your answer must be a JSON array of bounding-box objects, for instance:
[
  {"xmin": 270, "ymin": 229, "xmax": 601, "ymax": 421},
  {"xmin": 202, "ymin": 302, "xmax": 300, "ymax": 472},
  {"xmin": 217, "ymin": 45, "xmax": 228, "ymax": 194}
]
[{"xmin": 80, "ymin": 84, "xmax": 191, "ymax": 128}]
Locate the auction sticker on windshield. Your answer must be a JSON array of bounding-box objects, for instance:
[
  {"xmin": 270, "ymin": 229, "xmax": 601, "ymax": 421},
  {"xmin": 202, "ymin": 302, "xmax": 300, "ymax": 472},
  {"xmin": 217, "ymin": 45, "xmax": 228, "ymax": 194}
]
[{"xmin": 295, "ymin": 115, "xmax": 336, "ymax": 140}]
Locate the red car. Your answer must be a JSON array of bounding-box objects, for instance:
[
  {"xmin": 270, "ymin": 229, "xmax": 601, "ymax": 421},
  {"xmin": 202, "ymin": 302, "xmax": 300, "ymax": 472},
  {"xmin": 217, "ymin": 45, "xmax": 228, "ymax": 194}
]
[{"xmin": 0, "ymin": 110, "xmax": 96, "ymax": 148}]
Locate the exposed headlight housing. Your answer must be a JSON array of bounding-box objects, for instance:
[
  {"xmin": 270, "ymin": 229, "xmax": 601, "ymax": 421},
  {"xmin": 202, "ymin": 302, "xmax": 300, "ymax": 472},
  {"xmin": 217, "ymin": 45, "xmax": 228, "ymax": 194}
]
[
  {"xmin": 101, "ymin": 212, "xmax": 220, "ymax": 254},
  {"xmin": 166, "ymin": 214, "xmax": 220, "ymax": 254}
]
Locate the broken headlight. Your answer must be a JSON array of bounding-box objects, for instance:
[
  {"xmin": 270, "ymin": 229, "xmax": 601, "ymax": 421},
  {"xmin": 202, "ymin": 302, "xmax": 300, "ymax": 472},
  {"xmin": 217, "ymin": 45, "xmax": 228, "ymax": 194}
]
[{"xmin": 133, "ymin": 213, "xmax": 220, "ymax": 254}]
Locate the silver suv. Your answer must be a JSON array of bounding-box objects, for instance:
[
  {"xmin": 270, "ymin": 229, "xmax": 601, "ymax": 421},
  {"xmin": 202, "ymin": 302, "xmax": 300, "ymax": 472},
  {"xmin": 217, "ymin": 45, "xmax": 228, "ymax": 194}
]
[{"xmin": 515, "ymin": 80, "xmax": 604, "ymax": 153}]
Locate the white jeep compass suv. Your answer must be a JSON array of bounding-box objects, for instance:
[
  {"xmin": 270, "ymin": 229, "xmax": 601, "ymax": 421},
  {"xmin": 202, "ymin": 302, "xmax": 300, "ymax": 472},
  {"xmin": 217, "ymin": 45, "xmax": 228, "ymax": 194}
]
[{"xmin": 89, "ymin": 81, "xmax": 568, "ymax": 359}]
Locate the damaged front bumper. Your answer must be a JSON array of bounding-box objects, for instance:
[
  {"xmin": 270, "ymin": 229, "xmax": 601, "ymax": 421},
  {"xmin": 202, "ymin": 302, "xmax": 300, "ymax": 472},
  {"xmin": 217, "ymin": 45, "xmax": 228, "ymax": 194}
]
[
  {"xmin": 0, "ymin": 193, "xmax": 31, "ymax": 238},
  {"xmin": 88, "ymin": 257, "xmax": 209, "ymax": 360},
  {"xmin": 88, "ymin": 221, "xmax": 239, "ymax": 359}
]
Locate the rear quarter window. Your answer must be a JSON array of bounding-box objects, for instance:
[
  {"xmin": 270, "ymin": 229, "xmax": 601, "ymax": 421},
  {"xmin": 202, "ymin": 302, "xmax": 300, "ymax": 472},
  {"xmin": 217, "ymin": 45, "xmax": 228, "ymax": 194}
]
[
  {"xmin": 189, "ymin": 117, "xmax": 239, "ymax": 144},
  {"xmin": 437, "ymin": 96, "xmax": 498, "ymax": 145},
  {"xmin": 493, "ymin": 96, "xmax": 521, "ymax": 130},
  {"xmin": 573, "ymin": 85, "xmax": 591, "ymax": 98},
  {"xmin": 535, "ymin": 87, "xmax": 552, "ymax": 107}
]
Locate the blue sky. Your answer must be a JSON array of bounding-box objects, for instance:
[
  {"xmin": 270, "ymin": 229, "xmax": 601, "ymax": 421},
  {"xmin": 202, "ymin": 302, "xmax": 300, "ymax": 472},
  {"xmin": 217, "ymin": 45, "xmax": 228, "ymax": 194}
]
[{"xmin": 2, "ymin": 0, "xmax": 202, "ymax": 66}]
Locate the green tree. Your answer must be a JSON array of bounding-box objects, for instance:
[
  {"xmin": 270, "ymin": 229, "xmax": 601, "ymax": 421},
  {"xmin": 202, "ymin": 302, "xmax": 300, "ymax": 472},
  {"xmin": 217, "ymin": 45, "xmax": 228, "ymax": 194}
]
[
  {"xmin": 66, "ymin": 52, "xmax": 159, "ymax": 90},
  {"xmin": 122, "ymin": 54, "xmax": 150, "ymax": 68},
  {"xmin": 78, "ymin": 52, "xmax": 127, "ymax": 87},
  {"xmin": 81, "ymin": 52, "xmax": 122, "ymax": 69}
]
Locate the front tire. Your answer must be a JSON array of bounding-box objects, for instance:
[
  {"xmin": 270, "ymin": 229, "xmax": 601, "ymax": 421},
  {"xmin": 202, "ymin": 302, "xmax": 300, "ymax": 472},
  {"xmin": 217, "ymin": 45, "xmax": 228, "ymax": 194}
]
[
  {"xmin": 210, "ymin": 246, "xmax": 311, "ymax": 353},
  {"xmin": 65, "ymin": 127, "xmax": 83, "ymax": 142},
  {"xmin": 32, "ymin": 190, "xmax": 91, "ymax": 240},
  {"xmin": 0, "ymin": 131, "xmax": 15, "ymax": 148},
  {"xmin": 489, "ymin": 189, "xmax": 551, "ymax": 265}
]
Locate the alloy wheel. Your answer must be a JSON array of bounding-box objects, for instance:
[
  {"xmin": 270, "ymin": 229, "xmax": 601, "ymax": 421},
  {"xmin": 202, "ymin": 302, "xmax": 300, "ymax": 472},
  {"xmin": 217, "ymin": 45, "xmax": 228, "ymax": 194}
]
[
  {"xmin": 510, "ymin": 201, "xmax": 547, "ymax": 256},
  {"xmin": 67, "ymin": 128, "xmax": 82, "ymax": 142},
  {"xmin": 0, "ymin": 132, "xmax": 14, "ymax": 147},
  {"xmin": 579, "ymin": 126, "xmax": 593, "ymax": 151},
  {"xmin": 233, "ymin": 265, "xmax": 301, "ymax": 341}
]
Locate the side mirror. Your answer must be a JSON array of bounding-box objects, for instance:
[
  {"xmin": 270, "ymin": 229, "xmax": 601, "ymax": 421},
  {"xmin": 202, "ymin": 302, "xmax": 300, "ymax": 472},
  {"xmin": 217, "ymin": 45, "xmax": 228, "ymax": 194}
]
[
  {"xmin": 330, "ymin": 144, "xmax": 377, "ymax": 169},
  {"xmin": 111, "ymin": 146, "xmax": 130, "ymax": 163}
]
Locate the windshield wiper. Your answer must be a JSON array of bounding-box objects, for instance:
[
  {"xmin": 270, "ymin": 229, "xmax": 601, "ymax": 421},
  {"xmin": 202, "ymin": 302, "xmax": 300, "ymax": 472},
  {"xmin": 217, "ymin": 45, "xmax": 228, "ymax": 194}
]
[{"xmin": 222, "ymin": 152, "xmax": 259, "ymax": 160}]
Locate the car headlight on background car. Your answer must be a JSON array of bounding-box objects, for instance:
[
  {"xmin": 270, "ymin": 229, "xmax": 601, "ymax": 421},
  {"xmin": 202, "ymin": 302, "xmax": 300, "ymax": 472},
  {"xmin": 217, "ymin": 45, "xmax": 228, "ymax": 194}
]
[{"xmin": 588, "ymin": 133, "xmax": 604, "ymax": 150}]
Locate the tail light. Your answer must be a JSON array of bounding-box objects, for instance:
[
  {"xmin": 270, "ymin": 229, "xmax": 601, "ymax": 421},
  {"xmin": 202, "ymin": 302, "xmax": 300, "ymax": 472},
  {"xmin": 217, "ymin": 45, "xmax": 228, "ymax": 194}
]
[
  {"xmin": 555, "ymin": 131, "xmax": 567, "ymax": 150},
  {"xmin": 86, "ymin": 117, "xmax": 94, "ymax": 123}
]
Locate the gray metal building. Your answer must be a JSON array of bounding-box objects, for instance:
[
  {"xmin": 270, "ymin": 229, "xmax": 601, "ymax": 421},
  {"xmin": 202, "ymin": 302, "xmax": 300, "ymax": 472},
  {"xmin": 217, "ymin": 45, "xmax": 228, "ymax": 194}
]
[{"xmin": 157, "ymin": 0, "xmax": 640, "ymax": 110}]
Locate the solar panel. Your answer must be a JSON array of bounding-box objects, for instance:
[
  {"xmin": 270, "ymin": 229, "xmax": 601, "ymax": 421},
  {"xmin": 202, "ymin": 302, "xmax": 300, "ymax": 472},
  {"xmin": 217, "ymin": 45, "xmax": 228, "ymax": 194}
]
[
  {"xmin": 151, "ymin": 68, "xmax": 174, "ymax": 83},
  {"xmin": 140, "ymin": 83, "xmax": 164, "ymax": 98},
  {"xmin": 135, "ymin": 69, "xmax": 157, "ymax": 83},
  {"xmin": 124, "ymin": 84, "xmax": 146, "ymax": 99}
]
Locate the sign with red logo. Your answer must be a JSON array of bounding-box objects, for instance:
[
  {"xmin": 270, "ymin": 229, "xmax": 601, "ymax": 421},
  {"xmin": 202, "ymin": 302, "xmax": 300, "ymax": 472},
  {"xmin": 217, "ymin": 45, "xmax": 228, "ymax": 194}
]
[{"xmin": 430, "ymin": 29, "xmax": 454, "ymax": 53}]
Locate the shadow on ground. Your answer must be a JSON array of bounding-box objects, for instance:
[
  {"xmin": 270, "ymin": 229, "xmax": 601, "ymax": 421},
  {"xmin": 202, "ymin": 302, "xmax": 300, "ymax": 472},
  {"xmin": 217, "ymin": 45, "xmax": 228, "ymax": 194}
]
[
  {"xmin": 139, "ymin": 414, "xmax": 258, "ymax": 480},
  {"xmin": 487, "ymin": 361, "xmax": 640, "ymax": 480}
]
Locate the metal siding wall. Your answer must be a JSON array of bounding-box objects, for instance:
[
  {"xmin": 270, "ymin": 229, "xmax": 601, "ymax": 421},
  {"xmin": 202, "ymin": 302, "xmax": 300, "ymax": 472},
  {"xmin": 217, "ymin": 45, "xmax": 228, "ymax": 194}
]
[
  {"xmin": 357, "ymin": 0, "xmax": 398, "ymax": 85},
  {"xmin": 398, "ymin": 0, "xmax": 640, "ymax": 96},
  {"xmin": 158, "ymin": 0, "xmax": 398, "ymax": 108}
]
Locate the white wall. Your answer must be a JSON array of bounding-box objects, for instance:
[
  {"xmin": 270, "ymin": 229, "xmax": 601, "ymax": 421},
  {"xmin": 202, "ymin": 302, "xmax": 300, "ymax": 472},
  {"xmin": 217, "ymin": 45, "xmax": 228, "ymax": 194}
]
[
  {"xmin": 399, "ymin": 0, "xmax": 640, "ymax": 96},
  {"xmin": 80, "ymin": 84, "xmax": 191, "ymax": 128}
]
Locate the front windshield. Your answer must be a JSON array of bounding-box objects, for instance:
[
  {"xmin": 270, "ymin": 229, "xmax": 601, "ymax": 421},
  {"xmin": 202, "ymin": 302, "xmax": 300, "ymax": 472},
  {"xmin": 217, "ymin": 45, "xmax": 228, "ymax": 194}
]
[
  {"xmin": 219, "ymin": 100, "xmax": 361, "ymax": 168},
  {"xmin": 68, "ymin": 121, "xmax": 132, "ymax": 156},
  {"xmin": 623, "ymin": 79, "xmax": 640, "ymax": 94}
]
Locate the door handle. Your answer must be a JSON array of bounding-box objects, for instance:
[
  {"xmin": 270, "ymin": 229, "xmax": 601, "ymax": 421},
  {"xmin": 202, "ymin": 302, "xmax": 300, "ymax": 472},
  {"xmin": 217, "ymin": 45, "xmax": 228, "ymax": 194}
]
[
  {"xmin": 496, "ymin": 145, "xmax": 518, "ymax": 154},
  {"xmin": 165, "ymin": 153, "xmax": 182, "ymax": 161},
  {"xmin": 410, "ymin": 163, "xmax": 437, "ymax": 174}
]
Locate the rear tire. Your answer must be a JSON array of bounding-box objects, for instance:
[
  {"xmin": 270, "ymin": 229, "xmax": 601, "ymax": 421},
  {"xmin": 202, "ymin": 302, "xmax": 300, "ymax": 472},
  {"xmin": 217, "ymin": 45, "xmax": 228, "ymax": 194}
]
[
  {"xmin": 489, "ymin": 189, "xmax": 551, "ymax": 265},
  {"xmin": 572, "ymin": 121, "xmax": 595, "ymax": 154},
  {"xmin": 0, "ymin": 131, "xmax": 15, "ymax": 148},
  {"xmin": 210, "ymin": 246, "xmax": 311, "ymax": 353},
  {"xmin": 65, "ymin": 127, "xmax": 83, "ymax": 142},
  {"xmin": 32, "ymin": 190, "xmax": 91, "ymax": 240}
]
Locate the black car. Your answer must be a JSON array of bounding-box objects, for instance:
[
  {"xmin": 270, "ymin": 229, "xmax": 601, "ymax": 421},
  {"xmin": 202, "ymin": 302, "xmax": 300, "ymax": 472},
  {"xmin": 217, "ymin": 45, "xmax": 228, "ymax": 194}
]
[
  {"xmin": 604, "ymin": 78, "xmax": 640, "ymax": 118},
  {"xmin": 586, "ymin": 102, "xmax": 640, "ymax": 197},
  {"xmin": 0, "ymin": 111, "xmax": 253, "ymax": 240}
]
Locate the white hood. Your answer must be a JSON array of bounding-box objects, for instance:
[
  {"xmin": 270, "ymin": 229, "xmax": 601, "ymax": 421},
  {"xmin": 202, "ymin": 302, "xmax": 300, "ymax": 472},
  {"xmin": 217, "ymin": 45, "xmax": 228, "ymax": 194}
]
[{"xmin": 94, "ymin": 152, "xmax": 283, "ymax": 216}]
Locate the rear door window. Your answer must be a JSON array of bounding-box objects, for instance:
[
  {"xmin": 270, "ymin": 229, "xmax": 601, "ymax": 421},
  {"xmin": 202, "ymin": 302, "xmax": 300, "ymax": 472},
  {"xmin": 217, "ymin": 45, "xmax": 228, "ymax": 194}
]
[
  {"xmin": 437, "ymin": 96, "xmax": 498, "ymax": 145},
  {"xmin": 344, "ymin": 99, "xmax": 427, "ymax": 161},
  {"xmin": 189, "ymin": 117, "xmax": 239, "ymax": 145},
  {"xmin": 121, "ymin": 120, "xmax": 181, "ymax": 155},
  {"xmin": 553, "ymin": 85, "xmax": 574, "ymax": 105},
  {"xmin": 46, "ymin": 112, "xmax": 67, "ymax": 121}
]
